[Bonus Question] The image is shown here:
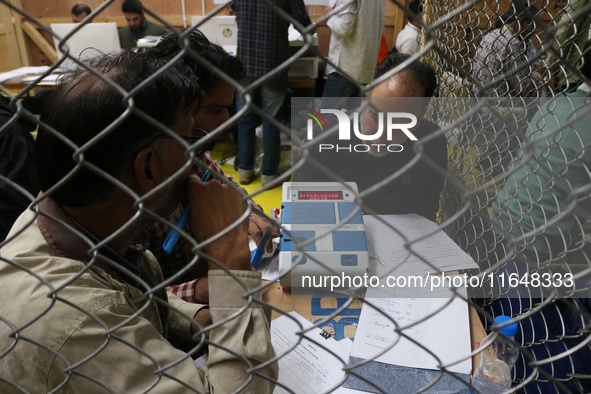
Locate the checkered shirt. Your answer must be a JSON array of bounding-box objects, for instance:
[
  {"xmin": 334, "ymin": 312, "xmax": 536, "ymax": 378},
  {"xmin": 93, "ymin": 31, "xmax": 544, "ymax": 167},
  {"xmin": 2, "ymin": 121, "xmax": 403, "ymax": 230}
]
[{"xmin": 233, "ymin": 0, "xmax": 312, "ymax": 77}]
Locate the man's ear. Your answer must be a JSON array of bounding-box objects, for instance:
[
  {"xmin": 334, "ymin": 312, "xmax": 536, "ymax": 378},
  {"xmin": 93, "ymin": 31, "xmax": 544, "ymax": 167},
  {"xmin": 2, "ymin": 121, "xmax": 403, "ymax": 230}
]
[{"xmin": 133, "ymin": 147, "xmax": 164, "ymax": 194}]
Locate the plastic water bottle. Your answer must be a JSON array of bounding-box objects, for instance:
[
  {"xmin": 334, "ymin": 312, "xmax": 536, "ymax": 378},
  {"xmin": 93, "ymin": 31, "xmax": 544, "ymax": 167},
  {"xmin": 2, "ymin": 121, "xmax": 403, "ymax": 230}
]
[{"xmin": 471, "ymin": 315, "xmax": 519, "ymax": 393}]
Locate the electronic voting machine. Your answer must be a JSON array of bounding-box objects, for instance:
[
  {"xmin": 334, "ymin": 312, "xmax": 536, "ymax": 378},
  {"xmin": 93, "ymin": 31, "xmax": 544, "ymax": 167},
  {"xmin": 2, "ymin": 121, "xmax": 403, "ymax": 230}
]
[{"xmin": 279, "ymin": 182, "xmax": 369, "ymax": 287}]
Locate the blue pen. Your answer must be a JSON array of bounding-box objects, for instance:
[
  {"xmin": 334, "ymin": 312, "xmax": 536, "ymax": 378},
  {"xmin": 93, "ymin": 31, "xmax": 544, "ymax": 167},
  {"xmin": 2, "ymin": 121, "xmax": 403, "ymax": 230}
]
[
  {"xmin": 250, "ymin": 227, "xmax": 273, "ymax": 269},
  {"xmin": 163, "ymin": 169, "xmax": 211, "ymax": 254}
]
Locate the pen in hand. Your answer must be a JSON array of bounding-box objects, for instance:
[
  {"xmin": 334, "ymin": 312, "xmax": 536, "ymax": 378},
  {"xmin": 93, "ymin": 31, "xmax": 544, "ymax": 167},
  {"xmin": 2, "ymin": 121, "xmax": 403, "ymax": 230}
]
[
  {"xmin": 162, "ymin": 169, "xmax": 211, "ymax": 254},
  {"xmin": 250, "ymin": 227, "xmax": 273, "ymax": 270}
]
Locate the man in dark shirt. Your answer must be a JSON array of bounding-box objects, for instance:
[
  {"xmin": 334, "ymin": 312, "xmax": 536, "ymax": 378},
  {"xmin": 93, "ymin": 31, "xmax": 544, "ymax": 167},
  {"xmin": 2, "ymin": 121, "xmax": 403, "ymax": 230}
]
[
  {"xmin": 0, "ymin": 95, "xmax": 39, "ymax": 241},
  {"xmin": 118, "ymin": 0, "xmax": 166, "ymax": 50},
  {"xmin": 232, "ymin": 0, "xmax": 312, "ymax": 186},
  {"xmin": 293, "ymin": 53, "xmax": 447, "ymax": 221}
]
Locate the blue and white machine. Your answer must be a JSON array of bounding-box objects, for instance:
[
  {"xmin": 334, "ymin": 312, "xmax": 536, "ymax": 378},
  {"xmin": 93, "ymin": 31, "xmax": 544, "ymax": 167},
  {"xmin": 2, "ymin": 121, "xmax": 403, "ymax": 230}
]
[{"xmin": 279, "ymin": 182, "xmax": 369, "ymax": 287}]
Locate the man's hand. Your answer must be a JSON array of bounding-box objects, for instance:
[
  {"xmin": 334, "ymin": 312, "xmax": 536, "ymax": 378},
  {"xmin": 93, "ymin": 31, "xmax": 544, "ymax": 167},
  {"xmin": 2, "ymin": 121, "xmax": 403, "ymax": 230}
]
[
  {"xmin": 248, "ymin": 213, "xmax": 280, "ymax": 253},
  {"xmin": 187, "ymin": 175, "xmax": 251, "ymax": 271}
]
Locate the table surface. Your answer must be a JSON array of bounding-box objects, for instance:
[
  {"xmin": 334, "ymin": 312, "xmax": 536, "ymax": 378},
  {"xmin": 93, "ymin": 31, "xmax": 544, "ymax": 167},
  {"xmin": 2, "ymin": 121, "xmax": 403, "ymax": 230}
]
[{"xmin": 264, "ymin": 281, "xmax": 487, "ymax": 372}]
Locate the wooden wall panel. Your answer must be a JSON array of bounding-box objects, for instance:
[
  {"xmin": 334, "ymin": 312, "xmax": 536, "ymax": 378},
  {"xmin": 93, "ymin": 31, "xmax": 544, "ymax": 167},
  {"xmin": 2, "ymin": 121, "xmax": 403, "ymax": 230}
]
[
  {"xmin": 0, "ymin": 0, "xmax": 30, "ymax": 71},
  {"xmin": 14, "ymin": 1, "xmax": 405, "ymax": 67},
  {"xmin": 8, "ymin": 0, "xmax": 571, "ymax": 68}
]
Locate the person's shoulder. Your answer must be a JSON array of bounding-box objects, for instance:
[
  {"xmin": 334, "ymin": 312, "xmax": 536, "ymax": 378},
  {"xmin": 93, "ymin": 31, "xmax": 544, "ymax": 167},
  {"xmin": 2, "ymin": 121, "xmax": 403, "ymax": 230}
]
[
  {"xmin": 143, "ymin": 21, "xmax": 166, "ymax": 36},
  {"xmin": 118, "ymin": 25, "xmax": 131, "ymax": 36},
  {"xmin": 147, "ymin": 20, "xmax": 166, "ymax": 32},
  {"xmin": 399, "ymin": 23, "xmax": 412, "ymax": 35}
]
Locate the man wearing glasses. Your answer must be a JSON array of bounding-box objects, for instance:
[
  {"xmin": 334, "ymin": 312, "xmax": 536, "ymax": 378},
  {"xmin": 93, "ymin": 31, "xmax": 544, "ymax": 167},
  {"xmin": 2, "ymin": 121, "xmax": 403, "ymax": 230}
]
[
  {"xmin": 145, "ymin": 31, "xmax": 279, "ymax": 329},
  {"xmin": 0, "ymin": 51, "xmax": 277, "ymax": 392}
]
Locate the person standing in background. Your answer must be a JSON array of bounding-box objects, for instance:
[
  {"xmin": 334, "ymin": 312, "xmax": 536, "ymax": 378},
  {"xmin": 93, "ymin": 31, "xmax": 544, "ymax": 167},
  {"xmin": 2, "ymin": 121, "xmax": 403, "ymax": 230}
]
[
  {"xmin": 144, "ymin": 30, "xmax": 278, "ymax": 316},
  {"xmin": 393, "ymin": 0, "xmax": 423, "ymax": 54},
  {"xmin": 321, "ymin": 0, "xmax": 385, "ymax": 107},
  {"xmin": 118, "ymin": 0, "xmax": 166, "ymax": 50},
  {"xmin": 232, "ymin": 0, "xmax": 312, "ymax": 186}
]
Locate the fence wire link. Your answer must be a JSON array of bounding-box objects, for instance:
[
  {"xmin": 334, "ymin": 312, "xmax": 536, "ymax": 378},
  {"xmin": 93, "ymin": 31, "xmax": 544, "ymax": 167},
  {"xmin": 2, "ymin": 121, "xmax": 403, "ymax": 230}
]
[{"xmin": 1, "ymin": 0, "xmax": 591, "ymax": 393}]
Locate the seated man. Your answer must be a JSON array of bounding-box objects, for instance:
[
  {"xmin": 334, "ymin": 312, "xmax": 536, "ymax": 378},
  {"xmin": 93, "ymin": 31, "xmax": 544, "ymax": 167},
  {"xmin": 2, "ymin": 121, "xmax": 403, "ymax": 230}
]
[
  {"xmin": 0, "ymin": 51, "xmax": 277, "ymax": 392},
  {"xmin": 293, "ymin": 53, "xmax": 447, "ymax": 221},
  {"xmin": 145, "ymin": 30, "xmax": 278, "ymax": 311},
  {"xmin": 118, "ymin": 0, "xmax": 166, "ymax": 50},
  {"xmin": 71, "ymin": 3, "xmax": 91, "ymax": 23},
  {"xmin": 393, "ymin": 0, "xmax": 423, "ymax": 55},
  {"xmin": 483, "ymin": 40, "xmax": 591, "ymax": 393},
  {"xmin": 471, "ymin": 0, "xmax": 544, "ymax": 98}
]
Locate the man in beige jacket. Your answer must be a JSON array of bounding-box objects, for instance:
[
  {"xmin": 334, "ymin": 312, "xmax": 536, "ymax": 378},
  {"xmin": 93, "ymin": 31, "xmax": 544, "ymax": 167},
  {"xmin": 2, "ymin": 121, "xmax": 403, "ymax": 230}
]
[{"xmin": 0, "ymin": 50, "xmax": 277, "ymax": 392}]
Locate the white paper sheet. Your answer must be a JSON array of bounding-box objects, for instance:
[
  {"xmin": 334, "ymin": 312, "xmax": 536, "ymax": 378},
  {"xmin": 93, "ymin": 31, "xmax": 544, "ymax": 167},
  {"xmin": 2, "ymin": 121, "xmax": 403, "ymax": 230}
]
[
  {"xmin": 21, "ymin": 73, "xmax": 64, "ymax": 86},
  {"xmin": 249, "ymin": 236, "xmax": 280, "ymax": 280},
  {"xmin": 0, "ymin": 66, "xmax": 50, "ymax": 83},
  {"xmin": 364, "ymin": 214, "xmax": 477, "ymax": 277},
  {"xmin": 351, "ymin": 285, "xmax": 472, "ymax": 375},
  {"xmin": 195, "ymin": 314, "xmax": 354, "ymax": 393},
  {"xmin": 272, "ymin": 312, "xmax": 352, "ymax": 394},
  {"xmin": 259, "ymin": 254, "xmax": 280, "ymax": 281}
]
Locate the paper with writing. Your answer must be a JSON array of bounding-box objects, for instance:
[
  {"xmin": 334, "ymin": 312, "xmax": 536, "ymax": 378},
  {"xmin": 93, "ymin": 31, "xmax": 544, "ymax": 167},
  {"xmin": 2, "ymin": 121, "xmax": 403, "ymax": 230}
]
[
  {"xmin": 272, "ymin": 312, "xmax": 352, "ymax": 394},
  {"xmin": 351, "ymin": 285, "xmax": 472, "ymax": 374},
  {"xmin": 364, "ymin": 214, "xmax": 477, "ymax": 277}
]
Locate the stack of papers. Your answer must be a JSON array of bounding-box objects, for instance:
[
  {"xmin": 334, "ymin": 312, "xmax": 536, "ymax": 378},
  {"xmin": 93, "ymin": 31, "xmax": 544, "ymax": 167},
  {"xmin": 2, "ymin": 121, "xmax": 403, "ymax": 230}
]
[
  {"xmin": 351, "ymin": 286, "xmax": 472, "ymax": 373},
  {"xmin": 0, "ymin": 66, "xmax": 50, "ymax": 84},
  {"xmin": 137, "ymin": 35, "xmax": 163, "ymax": 48},
  {"xmin": 343, "ymin": 285, "xmax": 472, "ymax": 393},
  {"xmin": 288, "ymin": 24, "xmax": 318, "ymax": 47},
  {"xmin": 364, "ymin": 214, "xmax": 477, "ymax": 278},
  {"xmin": 21, "ymin": 73, "xmax": 64, "ymax": 86},
  {"xmin": 268, "ymin": 214, "xmax": 476, "ymax": 393}
]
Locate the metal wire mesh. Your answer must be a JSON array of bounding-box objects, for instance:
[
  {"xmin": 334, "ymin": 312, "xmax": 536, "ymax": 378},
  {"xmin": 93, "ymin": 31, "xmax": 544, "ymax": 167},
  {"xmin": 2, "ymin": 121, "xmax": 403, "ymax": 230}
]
[{"xmin": 0, "ymin": 0, "xmax": 590, "ymax": 393}]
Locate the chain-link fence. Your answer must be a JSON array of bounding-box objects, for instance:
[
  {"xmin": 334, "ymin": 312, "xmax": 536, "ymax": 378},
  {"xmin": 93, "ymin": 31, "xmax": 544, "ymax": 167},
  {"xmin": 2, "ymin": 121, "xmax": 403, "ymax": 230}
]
[{"xmin": 1, "ymin": 0, "xmax": 591, "ymax": 392}]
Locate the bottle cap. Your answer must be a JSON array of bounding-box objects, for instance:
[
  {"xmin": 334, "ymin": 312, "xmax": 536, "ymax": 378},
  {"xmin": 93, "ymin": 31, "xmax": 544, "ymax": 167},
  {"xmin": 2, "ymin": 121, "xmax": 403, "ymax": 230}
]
[{"xmin": 494, "ymin": 315, "xmax": 518, "ymax": 337}]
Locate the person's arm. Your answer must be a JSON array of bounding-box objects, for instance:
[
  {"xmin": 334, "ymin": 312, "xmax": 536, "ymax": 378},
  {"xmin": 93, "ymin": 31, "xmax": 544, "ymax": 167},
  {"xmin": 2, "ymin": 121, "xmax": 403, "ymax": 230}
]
[
  {"xmin": 206, "ymin": 269, "xmax": 276, "ymax": 392},
  {"xmin": 153, "ymin": 22, "xmax": 168, "ymax": 36},
  {"xmin": 289, "ymin": 0, "xmax": 313, "ymax": 29},
  {"xmin": 326, "ymin": 0, "xmax": 358, "ymax": 37},
  {"xmin": 187, "ymin": 175, "xmax": 278, "ymax": 392},
  {"xmin": 167, "ymin": 279, "xmax": 204, "ymax": 303},
  {"xmin": 76, "ymin": 176, "xmax": 277, "ymax": 393}
]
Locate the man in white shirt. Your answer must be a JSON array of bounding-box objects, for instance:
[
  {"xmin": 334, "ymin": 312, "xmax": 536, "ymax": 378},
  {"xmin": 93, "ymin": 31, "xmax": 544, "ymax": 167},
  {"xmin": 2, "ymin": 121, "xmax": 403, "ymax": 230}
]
[
  {"xmin": 394, "ymin": 0, "xmax": 423, "ymax": 55},
  {"xmin": 322, "ymin": 0, "xmax": 385, "ymax": 106}
]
